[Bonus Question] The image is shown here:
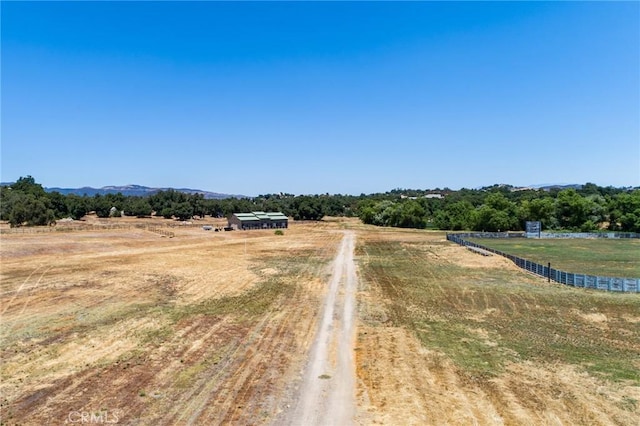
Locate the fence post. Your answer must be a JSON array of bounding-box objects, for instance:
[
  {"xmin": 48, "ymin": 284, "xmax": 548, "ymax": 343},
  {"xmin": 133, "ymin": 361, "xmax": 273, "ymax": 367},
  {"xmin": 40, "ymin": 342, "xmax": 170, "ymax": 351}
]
[{"xmin": 548, "ymin": 262, "xmax": 551, "ymax": 282}]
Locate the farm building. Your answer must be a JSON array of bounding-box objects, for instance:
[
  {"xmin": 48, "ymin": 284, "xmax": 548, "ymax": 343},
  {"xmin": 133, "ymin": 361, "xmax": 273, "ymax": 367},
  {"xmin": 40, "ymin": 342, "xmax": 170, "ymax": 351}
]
[{"xmin": 228, "ymin": 211, "xmax": 288, "ymax": 230}]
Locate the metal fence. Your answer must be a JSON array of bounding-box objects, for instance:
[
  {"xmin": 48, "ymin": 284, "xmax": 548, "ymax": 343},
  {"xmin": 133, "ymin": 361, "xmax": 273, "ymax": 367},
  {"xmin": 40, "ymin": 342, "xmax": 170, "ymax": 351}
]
[
  {"xmin": 447, "ymin": 233, "xmax": 639, "ymax": 293},
  {"xmin": 536, "ymin": 232, "xmax": 640, "ymax": 239}
]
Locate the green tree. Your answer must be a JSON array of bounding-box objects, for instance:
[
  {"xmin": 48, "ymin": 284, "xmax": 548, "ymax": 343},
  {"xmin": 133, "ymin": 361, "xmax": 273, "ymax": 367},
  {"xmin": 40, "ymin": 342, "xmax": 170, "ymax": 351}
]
[
  {"xmin": 66, "ymin": 194, "xmax": 88, "ymax": 220},
  {"xmin": 292, "ymin": 196, "xmax": 325, "ymax": 221},
  {"xmin": 173, "ymin": 202, "xmax": 194, "ymax": 221},
  {"xmin": 8, "ymin": 193, "xmax": 55, "ymax": 227},
  {"xmin": 358, "ymin": 202, "xmax": 377, "ymax": 225},
  {"xmin": 105, "ymin": 193, "xmax": 126, "ymax": 210},
  {"xmin": 434, "ymin": 201, "xmax": 474, "ymax": 230},
  {"xmin": 521, "ymin": 197, "xmax": 557, "ymax": 229},
  {"xmin": 555, "ymin": 189, "xmax": 592, "ymax": 230},
  {"xmin": 190, "ymin": 193, "xmax": 206, "ymax": 218},
  {"xmin": 92, "ymin": 194, "xmax": 112, "ymax": 218},
  {"xmin": 0, "ymin": 186, "xmax": 18, "ymax": 221},
  {"xmin": 1, "ymin": 177, "xmax": 56, "ymax": 226},
  {"xmin": 471, "ymin": 193, "xmax": 519, "ymax": 231},
  {"xmin": 473, "ymin": 205, "xmax": 502, "ymax": 232},
  {"xmin": 124, "ymin": 197, "xmax": 152, "ymax": 217},
  {"xmin": 47, "ymin": 191, "xmax": 68, "ymax": 218},
  {"xmin": 11, "ymin": 175, "xmax": 47, "ymax": 197},
  {"xmin": 609, "ymin": 190, "xmax": 640, "ymax": 232},
  {"xmin": 395, "ymin": 201, "xmax": 426, "ymax": 228}
]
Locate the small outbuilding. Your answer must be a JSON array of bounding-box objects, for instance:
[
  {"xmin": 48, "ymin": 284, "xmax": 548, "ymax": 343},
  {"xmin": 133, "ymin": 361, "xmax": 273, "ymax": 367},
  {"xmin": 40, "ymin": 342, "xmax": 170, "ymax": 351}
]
[{"xmin": 228, "ymin": 211, "xmax": 288, "ymax": 230}]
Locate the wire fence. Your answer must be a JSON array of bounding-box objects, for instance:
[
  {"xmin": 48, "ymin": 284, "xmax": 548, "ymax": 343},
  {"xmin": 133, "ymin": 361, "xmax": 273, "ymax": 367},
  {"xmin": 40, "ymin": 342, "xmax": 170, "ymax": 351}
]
[
  {"xmin": 0, "ymin": 217, "xmax": 229, "ymax": 235},
  {"xmin": 536, "ymin": 232, "xmax": 640, "ymax": 239},
  {"xmin": 0, "ymin": 223, "xmax": 139, "ymax": 234},
  {"xmin": 447, "ymin": 233, "xmax": 639, "ymax": 293},
  {"xmin": 0, "ymin": 223, "xmax": 176, "ymax": 237}
]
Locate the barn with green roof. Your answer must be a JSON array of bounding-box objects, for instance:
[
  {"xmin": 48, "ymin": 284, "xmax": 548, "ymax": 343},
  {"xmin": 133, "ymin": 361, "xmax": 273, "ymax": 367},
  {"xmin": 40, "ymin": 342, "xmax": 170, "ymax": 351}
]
[{"xmin": 228, "ymin": 211, "xmax": 288, "ymax": 230}]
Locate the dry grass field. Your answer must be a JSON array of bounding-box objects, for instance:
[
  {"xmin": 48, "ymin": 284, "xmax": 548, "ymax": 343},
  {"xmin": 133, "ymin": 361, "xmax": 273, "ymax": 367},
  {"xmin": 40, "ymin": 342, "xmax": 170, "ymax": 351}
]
[
  {"xmin": 353, "ymin": 225, "xmax": 640, "ymax": 425},
  {"xmin": 1, "ymin": 216, "xmax": 639, "ymax": 425},
  {"xmin": 1, "ymin": 216, "xmax": 343, "ymax": 424}
]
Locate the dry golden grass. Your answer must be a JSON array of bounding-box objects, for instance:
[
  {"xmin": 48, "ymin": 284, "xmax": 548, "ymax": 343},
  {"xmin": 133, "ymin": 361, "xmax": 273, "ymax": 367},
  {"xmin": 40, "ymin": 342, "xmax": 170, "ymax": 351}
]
[
  {"xmin": 1, "ymin": 218, "xmax": 343, "ymax": 424},
  {"xmin": 2, "ymin": 217, "xmax": 638, "ymax": 425},
  {"xmin": 354, "ymin": 226, "xmax": 640, "ymax": 425}
]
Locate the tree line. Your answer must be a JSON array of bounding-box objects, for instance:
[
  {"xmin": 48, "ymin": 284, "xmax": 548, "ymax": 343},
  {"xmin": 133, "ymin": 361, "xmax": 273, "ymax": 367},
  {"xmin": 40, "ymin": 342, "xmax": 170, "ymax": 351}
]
[
  {"xmin": 1, "ymin": 177, "xmax": 639, "ymax": 232},
  {"xmin": 0, "ymin": 176, "xmax": 358, "ymax": 227},
  {"xmin": 359, "ymin": 184, "xmax": 640, "ymax": 232}
]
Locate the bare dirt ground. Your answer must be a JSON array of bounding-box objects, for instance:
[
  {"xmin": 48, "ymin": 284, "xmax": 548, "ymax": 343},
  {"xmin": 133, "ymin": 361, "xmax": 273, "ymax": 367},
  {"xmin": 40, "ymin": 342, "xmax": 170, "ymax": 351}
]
[
  {"xmin": 2, "ymin": 217, "xmax": 638, "ymax": 425},
  {"xmin": 280, "ymin": 231, "xmax": 357, "ymax": 426}
]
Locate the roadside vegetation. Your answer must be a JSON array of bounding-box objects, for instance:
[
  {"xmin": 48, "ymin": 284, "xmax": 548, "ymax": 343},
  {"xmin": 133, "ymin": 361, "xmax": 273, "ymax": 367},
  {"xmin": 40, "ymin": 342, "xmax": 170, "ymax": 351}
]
[{"xmin": 2, "ymin": 176, "xmax": 639, "ymax": 233}]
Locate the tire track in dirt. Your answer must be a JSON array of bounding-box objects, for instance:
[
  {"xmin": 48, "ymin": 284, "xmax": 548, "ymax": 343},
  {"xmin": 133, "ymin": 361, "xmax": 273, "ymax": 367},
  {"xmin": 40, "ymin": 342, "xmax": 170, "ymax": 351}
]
[
  {"xmin": 19, "ymin": 266, "xmax": 53, "ymax": 315},
  {"xmin": 285, "ymin": 231, "xmax": 358, "ymax": 425},
  {"xmin": 1, "ymin": 265, "xmax": 44, "ymax": 314}
]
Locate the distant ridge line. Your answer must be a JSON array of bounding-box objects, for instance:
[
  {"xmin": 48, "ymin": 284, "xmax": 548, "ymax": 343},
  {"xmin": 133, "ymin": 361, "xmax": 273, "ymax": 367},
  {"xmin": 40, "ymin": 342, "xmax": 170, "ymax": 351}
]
[{"xmin": 42, "ymin": 185, "xmax": 246, "ymax": 200}]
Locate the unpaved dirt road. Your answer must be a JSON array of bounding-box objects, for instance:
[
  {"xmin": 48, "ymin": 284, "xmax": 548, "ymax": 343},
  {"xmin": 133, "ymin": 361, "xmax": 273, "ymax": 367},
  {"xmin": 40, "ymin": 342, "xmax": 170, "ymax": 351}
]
[
  {"xmin": 1, "ymin": 219, "xmax": 346, "ymax": 425},
  {"xmin": 4, "ymin": 218, "xmax": 637, "ymax": 425},
  {"xmin": 285, "ymin": 231, "xmax": 358, "ymax": 425}
]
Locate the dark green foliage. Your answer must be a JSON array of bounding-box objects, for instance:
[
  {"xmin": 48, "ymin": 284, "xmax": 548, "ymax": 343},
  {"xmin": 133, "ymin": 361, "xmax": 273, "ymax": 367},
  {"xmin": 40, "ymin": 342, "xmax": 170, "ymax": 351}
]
[
  {"xmin": 93, "ymin": 194, "xmax": 112, "ymax": 218},
  {"xmin": 291, "ymin": 196, "xmax": 325, "ymax": 221},
  {"xmin": 172, "ymin": 202, "xmax": 194, "ymax": 221},
  {"xmin": 433, "ymin": 201, "xmax": 474, "ymax": 230},
  {"xmin": 66, "ymin": 194, "xmax": 88, "ymax": 220},
  {"xmin": 472, "ymin": 193, "xmax": 519, "ymax": 232},
  {"xmin": 123, "ymin": 197, "xmax": 152, "ymax": 217},
  {"xmin": 360, "ymin": 200, "xmax": 428, "ymax": 228},
  {"xmin": 10, "ymin": 176, "xmax": 46, "ymax": 197},
  {"xmin": 608, "ymin": 191, "xmax": 640, "ymax": 232},
  {"xmin": 151, "ymin": 190, "xmax": 194, "ymax": 220},
  {"xmin": 556, "ymin": 189, "xmax": 592, "ymax": 229},
  {"xmin": 2, "ymin": 176, "xmax": 639, "ymax": 233},
  {"xmin": 47, "ymin": 191, "xmax": 69, "ymax": 218},
  {"xmin": 7, "ymin": 193, "xmax": 56, "ymax": 226},
  {"xmin": 520, "ymin": 197, "xmax": 557, "ymax": 229},
  {"xmin": 0, "ymin": 177, "xmax": 56, "ymax": 227},
  {"xmin": 362, "ymin": 187, "xmax": 640, "ymax": 232}
]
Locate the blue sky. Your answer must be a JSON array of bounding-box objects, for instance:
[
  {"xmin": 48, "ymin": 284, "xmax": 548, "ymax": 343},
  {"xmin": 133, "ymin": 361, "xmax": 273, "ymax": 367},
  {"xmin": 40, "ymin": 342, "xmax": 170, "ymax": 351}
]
[{"xmin": 2, "ymin": 1, "xmax": 638, "ymax": 196}]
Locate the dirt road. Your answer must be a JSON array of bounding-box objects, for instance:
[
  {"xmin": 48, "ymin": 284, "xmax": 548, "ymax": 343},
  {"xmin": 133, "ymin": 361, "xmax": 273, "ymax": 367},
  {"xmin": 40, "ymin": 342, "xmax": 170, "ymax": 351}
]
[
  {"xmin": 1, "ymin": 221, "xmax": 346, "ymax": 425},
  {"xmin": 6, "ymin": 219, "xmax": 635, "ymax": 425},
  {"xmin": 285, "ymin": 231, "xmax": 358, "ymax": 425}
]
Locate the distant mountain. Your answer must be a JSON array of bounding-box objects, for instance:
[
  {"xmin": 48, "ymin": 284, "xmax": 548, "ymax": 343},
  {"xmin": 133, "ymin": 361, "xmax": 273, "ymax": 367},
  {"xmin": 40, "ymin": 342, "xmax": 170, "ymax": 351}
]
[
  {"xmin": 43, "ymin": 184, "xmax": 245, "ymax": 199},
  {"xmin": 528, "ymin": 183, "xmax": 583, "ymax": 191}
]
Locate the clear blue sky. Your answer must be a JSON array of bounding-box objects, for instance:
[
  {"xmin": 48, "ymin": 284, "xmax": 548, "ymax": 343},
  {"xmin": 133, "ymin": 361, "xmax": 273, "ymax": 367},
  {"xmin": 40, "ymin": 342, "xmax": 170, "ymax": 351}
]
[{"xmin": 2, "ymin": 1, "xmax": 639, "ymax": 196}]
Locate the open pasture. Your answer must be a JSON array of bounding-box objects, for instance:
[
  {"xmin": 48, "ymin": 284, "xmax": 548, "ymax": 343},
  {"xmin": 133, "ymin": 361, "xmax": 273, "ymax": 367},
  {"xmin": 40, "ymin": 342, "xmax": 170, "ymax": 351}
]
[
  {"xmin": 1, "ymin": 219, "xmax": 343, "ymax": 424},
  {"xmin": 468, "ymin": 237, "xmax": 640, "ymax": 278},
  {"xmin": 355, "ymin": 227, "xmax": 640, "ymax": 424},
  {"xmin": 1, "ymin": 218, "xmax": 639, "ymax": 425}
]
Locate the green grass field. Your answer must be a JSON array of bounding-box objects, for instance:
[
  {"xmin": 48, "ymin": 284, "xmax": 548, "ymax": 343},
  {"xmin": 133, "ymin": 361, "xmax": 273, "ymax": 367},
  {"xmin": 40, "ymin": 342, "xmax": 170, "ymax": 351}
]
[
  {"xmin": 468, "ymin": 238, "xmax": 640, "ymax": 278},
  {"xmin": 358, "ymin": 232, "xmax": 640, "ymax": 386}
]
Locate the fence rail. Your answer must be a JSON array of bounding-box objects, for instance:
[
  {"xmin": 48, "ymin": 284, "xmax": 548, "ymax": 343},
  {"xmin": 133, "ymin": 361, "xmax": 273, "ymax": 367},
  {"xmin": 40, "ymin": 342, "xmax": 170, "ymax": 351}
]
[
  {"xmin": 447, "ymin": 233, "xmax": 639, "ymax": 293},
  {"xmin": 0, "ymin": 223, "xmax": 179, "ymax": 236},
  {"xmin": 536, "ymin": 232, "xmax": 640, "ymax": 239},
  {"xmin": 0, "ymin": 223, "xmax": 139, "ymax": 234}
]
